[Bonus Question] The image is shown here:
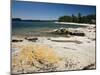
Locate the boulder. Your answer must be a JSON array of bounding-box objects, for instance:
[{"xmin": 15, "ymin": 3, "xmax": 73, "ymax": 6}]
[
  {"xmin": 52, "ymin": 28, "xmax": 85, "ymax": 36},
  {"xmin": 52, "ymin": 28, "xmax": 69, "ymax": 34}
]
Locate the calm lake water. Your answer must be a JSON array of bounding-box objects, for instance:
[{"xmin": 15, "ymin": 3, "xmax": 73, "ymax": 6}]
[{"xmin": 12, "ymin": 21, "xmax": 86, "ymax": 37}]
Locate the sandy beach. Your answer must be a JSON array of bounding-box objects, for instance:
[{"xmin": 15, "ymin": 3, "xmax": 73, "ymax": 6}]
[
  {"xmin": 54, "ymin": 22, "xmax": 95, "ymax": 26},
  {"xmin": 11, "ymin": 24, "xmax": 96, "ymax": 74}
]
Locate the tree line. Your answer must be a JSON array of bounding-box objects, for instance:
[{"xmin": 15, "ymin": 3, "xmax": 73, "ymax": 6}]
[{"xmin": 58, "ymin": 13, "xmax": 96, "ymax": 24}]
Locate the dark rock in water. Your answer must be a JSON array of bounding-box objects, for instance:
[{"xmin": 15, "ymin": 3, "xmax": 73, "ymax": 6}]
[
  {"xmin": 52, "ymin": 28, "xmax": 85, "ymax": 36},
  {"xmin": 12, "ymin": 39, "xmax": 23, "ymax": 42},
  {"xmin": 25, "ymin": 37, "xmax": 38, "ymax": 42}
]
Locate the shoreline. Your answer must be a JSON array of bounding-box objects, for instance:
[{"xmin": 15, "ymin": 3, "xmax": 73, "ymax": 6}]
[
  {"xmin": 11, "ymin": 24, "xmax": 96, "ymax": 74},
  {"xmin": 54, "ymin": 22, "xmax": 95, "ymax": 26}
]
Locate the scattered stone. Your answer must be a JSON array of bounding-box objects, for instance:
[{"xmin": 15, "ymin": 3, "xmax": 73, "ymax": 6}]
[
  {"xmin": 69, "ymin": 31, "xmax": 85, "ymax": 36},
  {"xmin": 12, "ymin": 39, "xmax": 23, "ymax": 42},
  {"xmin": 25, "ymin": 37, "xmax": 38, "ymax": 42},
  {"xmin": 91, "ymin": 38, "xmax": 96, "ymax": 41},
  {"xmin": 87, "ymin": 41, "xmax": 91, "ymax": 43}
]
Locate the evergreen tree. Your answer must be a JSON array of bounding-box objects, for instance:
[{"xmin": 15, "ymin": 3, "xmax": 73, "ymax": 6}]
[{"xmin": 78, "ymin": 13, "xmax": 82, "ymax": 23}]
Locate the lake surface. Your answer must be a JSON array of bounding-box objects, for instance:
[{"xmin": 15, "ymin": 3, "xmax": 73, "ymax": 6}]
[{"xmin": 12, "ymin": 21, "xmax": 86, "ymax": 37}]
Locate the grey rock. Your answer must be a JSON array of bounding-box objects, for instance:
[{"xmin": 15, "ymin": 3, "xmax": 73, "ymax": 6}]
[
  {"xmin": 12, "ymin": 39, "xmax": 23, "ymax": 42},
  {"xmin": 25, "ymin": 37, "xmax": 38, "ymax": 42},
  {"xmin": 52, "ymin": 28, "xmax": 85, "ymax": 36}
]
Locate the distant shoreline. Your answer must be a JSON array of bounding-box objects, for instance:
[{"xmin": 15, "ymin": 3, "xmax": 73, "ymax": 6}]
[{"xmin": 54, "ymin": 22, "xmax": 95, "ymax": 26}]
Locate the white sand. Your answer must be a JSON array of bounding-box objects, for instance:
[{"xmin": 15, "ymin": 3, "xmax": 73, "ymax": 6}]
[{"xmin": 55, "ymin": 22, "xmax": 95, "ymax": 26}]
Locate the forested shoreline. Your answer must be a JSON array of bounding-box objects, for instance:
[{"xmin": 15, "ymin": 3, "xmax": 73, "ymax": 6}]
[{"xmin": 58, "ymin": 13, "xmax": 96, "ymax": 24}]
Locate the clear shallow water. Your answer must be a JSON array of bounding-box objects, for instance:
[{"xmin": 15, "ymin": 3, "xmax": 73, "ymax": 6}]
[{"xmin": 12, "ymin": 21, "xmax": 86, "ymax": 37}]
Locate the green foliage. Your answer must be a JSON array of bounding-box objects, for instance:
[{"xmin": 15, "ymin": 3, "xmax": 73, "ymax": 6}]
[
  {"xmin": 58, "ymin": 16, "xmax": 72, "ymax": 22},
  {"xmin": 58, "ymin": 13, "xmax": 96, "ymax": 24},
  {"xmin": 72, "ymin": 14, "xmax": 78, "ymax": 23},
  {"xmin": 78, "ymin": 13, "xmax": 82, "ymax": 23}
]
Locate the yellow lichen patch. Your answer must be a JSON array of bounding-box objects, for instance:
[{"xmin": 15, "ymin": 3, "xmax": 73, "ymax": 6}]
[
  {"xmin": 13, "ymin": 44, "xmax": 60, "ymax": 64},
  {"xmin": 12, "ymin": 44, "xmax": 60, "ymax": 73},
  {"xmin": 33, "ymin": 45, "xmax": 60, "ymax": 64}
]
